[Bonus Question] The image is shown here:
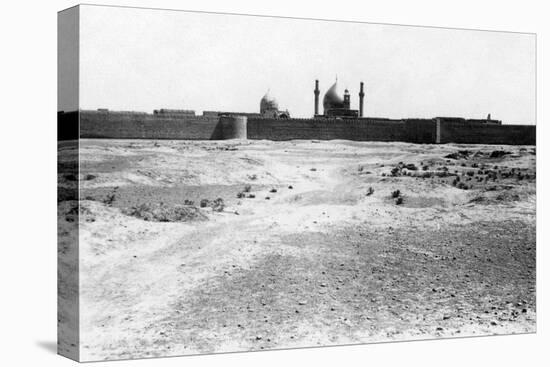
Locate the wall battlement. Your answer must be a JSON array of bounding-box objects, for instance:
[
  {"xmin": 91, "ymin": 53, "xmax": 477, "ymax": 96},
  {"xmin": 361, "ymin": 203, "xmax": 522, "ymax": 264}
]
[{"xmin": 57, "ymin": 110, "xmax": 535, "ymax": 145}]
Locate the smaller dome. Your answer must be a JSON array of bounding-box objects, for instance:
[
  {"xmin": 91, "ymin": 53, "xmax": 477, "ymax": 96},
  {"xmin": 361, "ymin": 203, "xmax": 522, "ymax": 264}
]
[{"xmin": 260, "ymin": 90, "xmax": 279, "ymax": 114}]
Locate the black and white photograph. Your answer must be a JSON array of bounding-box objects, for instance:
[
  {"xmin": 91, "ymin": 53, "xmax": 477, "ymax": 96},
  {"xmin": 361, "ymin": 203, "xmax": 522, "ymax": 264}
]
[{"xmin": 55, "ymin": 3, "xmax": 539, "ymax": 362}]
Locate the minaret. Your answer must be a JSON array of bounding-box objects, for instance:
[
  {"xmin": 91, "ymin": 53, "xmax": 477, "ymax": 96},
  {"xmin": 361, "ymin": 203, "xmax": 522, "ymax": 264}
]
[
  {"xmin": 359, "ymin": 82, "xmax": 365, "ymax": 117},
  {"xmin": 314, "ymin": 80, "xmax": 320, "ymax": 116},
  {"xmin": 343, "ymin": 89, "xmax": 351, "ymax": 109}
]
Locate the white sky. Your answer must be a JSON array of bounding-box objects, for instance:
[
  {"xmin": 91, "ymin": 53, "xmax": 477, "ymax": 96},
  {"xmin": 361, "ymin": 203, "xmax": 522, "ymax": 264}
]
[{"xmin": 79, "ymin": 5, "xmax": 535, "ymax": 124}]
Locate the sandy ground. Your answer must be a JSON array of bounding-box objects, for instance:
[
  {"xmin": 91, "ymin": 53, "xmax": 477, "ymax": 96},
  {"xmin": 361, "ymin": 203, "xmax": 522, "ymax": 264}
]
[{"xmin": 58, "ymin": 139, "xmax": 536, "ymax": 361}]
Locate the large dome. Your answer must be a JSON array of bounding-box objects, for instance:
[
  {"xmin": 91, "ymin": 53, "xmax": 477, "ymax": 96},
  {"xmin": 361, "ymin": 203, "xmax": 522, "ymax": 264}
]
[
  {"xmin": 323, "ymin": 81, "xmax": 344, "ymax": 111},
  {"xmin": 260, "ymin": 90, "xmax": 279, "ymax": 113}
]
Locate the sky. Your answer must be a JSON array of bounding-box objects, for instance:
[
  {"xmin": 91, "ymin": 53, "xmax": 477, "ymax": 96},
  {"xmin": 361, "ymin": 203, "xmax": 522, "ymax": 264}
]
[{"xmin": 77, "ymin": 5, "xmax": 536, "ymax": 124}]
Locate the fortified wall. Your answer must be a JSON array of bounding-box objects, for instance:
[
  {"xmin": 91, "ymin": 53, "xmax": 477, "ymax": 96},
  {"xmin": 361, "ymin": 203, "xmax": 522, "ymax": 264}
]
[
  {"xmin": 58, "ymin": 110, "xmax": 536, "ymax": 145},
  {"xmin": 247, "ymin": 118, "xmax": 439, "ymax": 143},
  {"xmin": 78, "ymin": 110, "xmax": 222, "ymax": 140},
  {"xmin": 436, "ymin": 118, "xmax": 535, "ymax": 145}
]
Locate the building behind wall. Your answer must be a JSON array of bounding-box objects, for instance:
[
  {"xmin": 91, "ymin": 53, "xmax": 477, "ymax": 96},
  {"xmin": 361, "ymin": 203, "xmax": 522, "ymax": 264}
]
[
  {"xmin": 60, "ymin": 78, "xmax": 534, "ymax": 145},
  {"xmin": 315, "ymin": 79, "xmax": 363, "ymax": 118}
]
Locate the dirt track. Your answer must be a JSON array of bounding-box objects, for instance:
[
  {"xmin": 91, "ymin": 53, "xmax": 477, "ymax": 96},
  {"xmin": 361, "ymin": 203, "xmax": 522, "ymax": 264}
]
[{"xmin": 58, "ymin": 139, "xmax": 536, "ymax": 361}]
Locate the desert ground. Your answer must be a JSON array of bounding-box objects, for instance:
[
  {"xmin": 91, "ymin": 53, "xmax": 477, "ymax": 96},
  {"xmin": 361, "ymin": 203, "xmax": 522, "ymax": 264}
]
[{"xmin": 58, "ymin": 139, "xmax": 536, "ymax": 361}]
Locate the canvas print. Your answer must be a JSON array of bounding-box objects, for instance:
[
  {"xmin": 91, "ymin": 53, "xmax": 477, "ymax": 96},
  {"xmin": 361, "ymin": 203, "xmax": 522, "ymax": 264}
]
[{"xmin": 58, "ymin": 4, "xmax": 536, "ymax": 362}]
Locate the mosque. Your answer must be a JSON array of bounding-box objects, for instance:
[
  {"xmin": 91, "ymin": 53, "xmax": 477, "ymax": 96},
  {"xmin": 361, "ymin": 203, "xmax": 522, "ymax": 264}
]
[
  {"xmin": 259, "ymin": 90, "xmax": 290, "ymax": 118},
  {"xmin": 315, "ymin": 79, "xmax": 365, "ymax": 118},
  {"xmin": 259, "ymin": 79, "xmax": 365, "ymax": 119}
]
